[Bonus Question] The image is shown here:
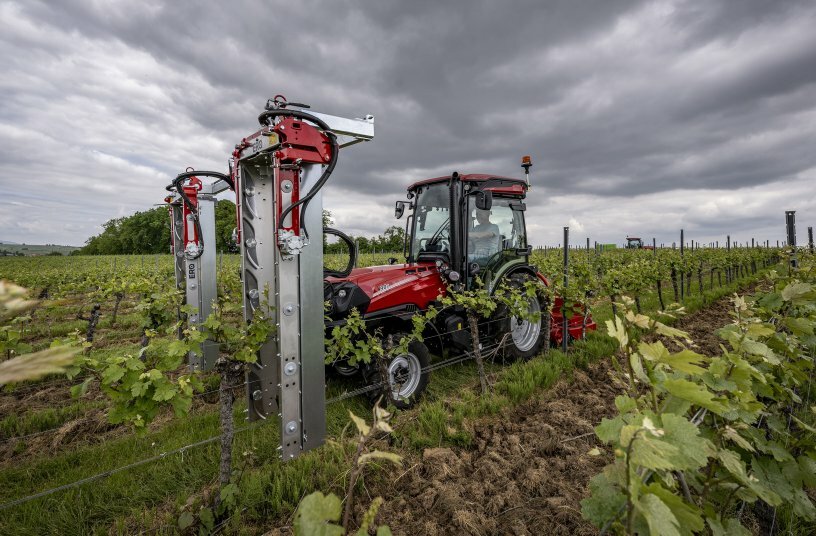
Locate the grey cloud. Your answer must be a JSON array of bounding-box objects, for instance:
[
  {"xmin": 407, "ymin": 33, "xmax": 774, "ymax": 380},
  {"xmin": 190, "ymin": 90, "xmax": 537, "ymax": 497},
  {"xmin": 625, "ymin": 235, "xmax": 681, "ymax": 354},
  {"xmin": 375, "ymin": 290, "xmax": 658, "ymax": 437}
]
[{"xmin": 1, "ymin": 0, "xmax": 815, "ymax": 247}]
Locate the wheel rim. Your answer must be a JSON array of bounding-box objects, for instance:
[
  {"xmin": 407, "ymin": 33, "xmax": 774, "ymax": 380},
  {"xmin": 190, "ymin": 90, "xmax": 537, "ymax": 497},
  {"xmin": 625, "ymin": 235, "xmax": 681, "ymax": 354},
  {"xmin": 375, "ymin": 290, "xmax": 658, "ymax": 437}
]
[
  {"xmin": 510, "ymin": 296, "xmax": 541, "ymax": 352},
  {"xmin": 387, "ymin": 352, "xmax": 421, "ymax": 400}
]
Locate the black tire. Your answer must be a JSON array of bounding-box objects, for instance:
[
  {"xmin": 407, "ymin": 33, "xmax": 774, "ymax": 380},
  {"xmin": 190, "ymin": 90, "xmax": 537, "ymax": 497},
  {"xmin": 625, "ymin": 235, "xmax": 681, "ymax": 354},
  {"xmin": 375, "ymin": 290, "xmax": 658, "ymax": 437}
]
[
  {"xmin": 365, "ymin": 335, "xmax": 431, "ymax": 409},
  {"xmin": 496, "ymin": 273, "xmax": 547, "ymax": 361}
]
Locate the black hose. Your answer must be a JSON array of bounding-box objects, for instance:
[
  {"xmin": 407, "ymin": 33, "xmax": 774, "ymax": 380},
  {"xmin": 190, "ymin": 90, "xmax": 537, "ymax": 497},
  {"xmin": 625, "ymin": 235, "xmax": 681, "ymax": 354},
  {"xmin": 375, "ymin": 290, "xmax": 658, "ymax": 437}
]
[
  {"xmin": 257, "ymin": 109, "xmax": 339, "ymax": 239},
  {"xmin": 323, "ymin": 227, "xmax": 356, "ymax": 278},
  {"xmin": 166, "ymin": 170, "xmax": 233, "ymax": 260}
]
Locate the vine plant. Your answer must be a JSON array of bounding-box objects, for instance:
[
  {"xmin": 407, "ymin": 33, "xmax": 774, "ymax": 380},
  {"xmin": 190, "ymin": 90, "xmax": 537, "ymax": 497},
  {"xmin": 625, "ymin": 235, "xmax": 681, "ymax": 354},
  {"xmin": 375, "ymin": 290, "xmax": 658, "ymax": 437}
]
[
  {"xmin": 582, "ymin": 260, "xmax": 816, "ymax": 534},
  {"xmin": 293, "ymin": 401, "xmax": 401, "ymax": 535}
]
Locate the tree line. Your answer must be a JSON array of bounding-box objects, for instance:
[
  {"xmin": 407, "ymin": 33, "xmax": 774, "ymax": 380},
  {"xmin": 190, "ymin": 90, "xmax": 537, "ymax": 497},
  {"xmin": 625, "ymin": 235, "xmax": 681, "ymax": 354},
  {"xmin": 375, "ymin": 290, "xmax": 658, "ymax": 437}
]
[{"xmin": 79, "ymin": 203, "xmax": 405, "ymax": 255}]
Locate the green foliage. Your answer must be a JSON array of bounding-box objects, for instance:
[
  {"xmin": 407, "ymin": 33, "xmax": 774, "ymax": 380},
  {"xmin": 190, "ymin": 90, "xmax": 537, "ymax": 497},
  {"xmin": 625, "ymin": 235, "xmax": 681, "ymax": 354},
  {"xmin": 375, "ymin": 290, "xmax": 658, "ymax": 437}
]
[
  {"xmin": 81, "ymin": 200, "xmax": 237, "ymax": 255},
  {"xmin": 66, "ymin": 323, "xmax": 204, "ymax": 431},
  {"xmin": 582, "ymin": 256, "xmax": 816, "ymax": 534},
  {"xmin": 293, "ymin": 405, "xmax": 399, "ymax": 535}
]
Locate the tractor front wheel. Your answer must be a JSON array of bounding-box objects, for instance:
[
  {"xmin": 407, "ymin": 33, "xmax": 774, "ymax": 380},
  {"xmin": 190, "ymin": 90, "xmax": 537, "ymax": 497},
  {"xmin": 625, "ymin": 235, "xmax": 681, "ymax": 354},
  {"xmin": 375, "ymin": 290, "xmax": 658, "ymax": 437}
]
[{"xmin": 366, "ymin": 335, "xmax": 430, "ymax": 409}]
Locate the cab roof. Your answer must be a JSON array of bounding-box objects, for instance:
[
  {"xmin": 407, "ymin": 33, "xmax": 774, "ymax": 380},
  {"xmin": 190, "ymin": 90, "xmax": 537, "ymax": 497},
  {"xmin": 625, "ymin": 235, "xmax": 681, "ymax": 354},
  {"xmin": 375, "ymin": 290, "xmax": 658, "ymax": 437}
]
[{"xmin": 408, "ymin": 174, "xmax": 527, "ymax": 196}]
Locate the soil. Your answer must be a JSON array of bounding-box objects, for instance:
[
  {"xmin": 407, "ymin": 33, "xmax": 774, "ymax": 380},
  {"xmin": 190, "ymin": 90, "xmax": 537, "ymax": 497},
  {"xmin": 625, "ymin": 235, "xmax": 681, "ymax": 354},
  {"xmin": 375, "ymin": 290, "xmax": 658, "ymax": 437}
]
[{"xmin": 363, "ymin": 360, "xmax": 618, "ymax": 536}]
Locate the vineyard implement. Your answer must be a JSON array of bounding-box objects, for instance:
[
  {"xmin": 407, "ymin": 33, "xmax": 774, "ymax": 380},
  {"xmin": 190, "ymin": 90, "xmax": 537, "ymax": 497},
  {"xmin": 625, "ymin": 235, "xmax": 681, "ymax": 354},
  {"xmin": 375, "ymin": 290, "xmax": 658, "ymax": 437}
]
[
  {"xmin": 165, "ymin": 170, "xmax": 234, "ymax": 371},
  {"xmin": 232, "ymin": 97, "xmax": 374, "ymax": 459}
]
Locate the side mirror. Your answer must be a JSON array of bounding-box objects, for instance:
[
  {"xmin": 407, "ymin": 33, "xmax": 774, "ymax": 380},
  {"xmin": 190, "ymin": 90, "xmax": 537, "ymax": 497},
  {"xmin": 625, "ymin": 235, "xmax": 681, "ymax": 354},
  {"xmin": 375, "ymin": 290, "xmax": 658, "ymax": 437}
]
[
  {"xmin": 395, "ymin": 201, "xmax": 406, "ymax": 219},
  {"xmin": 475, "ymin": 190, "xmax": 492, "ymax": 211}
]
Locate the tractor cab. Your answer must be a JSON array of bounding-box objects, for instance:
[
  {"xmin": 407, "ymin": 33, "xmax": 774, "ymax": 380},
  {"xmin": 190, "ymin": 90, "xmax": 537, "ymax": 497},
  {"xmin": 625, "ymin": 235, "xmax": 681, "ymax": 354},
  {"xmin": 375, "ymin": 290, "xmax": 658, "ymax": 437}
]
[
  {"xmin": 626, "ymin": 236, "xmax": 644, "ymax": 249},
  {"xmin": 399, "ymin": 173, "xmax": 531, "ymax": 291}
]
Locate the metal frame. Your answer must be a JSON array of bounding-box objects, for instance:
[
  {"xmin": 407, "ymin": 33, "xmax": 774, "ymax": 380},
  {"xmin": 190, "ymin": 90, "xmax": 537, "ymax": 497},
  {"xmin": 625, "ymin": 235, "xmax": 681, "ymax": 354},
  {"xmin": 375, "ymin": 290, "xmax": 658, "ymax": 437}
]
[
  {"xmin": 167, "ymin": 178, "xmax": 232, "ymax": 371},
  {"xmin": 236, "ymin": 110, "xmax": 373, "ymax": 460}
]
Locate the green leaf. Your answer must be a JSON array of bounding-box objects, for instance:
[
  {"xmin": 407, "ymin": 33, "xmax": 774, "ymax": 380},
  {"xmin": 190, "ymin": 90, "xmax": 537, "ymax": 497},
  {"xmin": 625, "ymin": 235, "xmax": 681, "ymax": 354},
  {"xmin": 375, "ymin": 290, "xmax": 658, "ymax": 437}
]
[
  {"xmin": 757, "ymin": 292, "xmax": 783, "ymax": 310},
  {"xmin": 661, "ymin": 349, "xmax": 708, "ymax": 376},
  {"xmin": 630, "ymin": 353, "xmax": 649, "ymax": 383},
  {"xmin": 799, "ymin": 456, "xmax": 816, "ymax": 488},
  {"xmin": 707, "ymin": 517, "xmax": 751, "ymax": 536},
  {"xmin": 101, "ymin": 364, "xmax": 126, "ymax": 385},
  {"xmin": 70, "ymin": 377, "xmax": 93, "ymax": 398},
  {"xmin": 293, "ymin": 491, "xmax": 344, "ymax": 536},
  {"xmin": 178, "ymin": 511, "xmax": 194, "ymax": 530},
  {"xmin": 635, "ymin": 493, "xmax": 681, "ymax": 536},
  {"xmin": 219, "ymin": 483, "xmax": 239, "ymax": 509},
  {"xmin": 643, "ymin": 483, "xmax": 704, "ymax": 536},
  {"xmin": 639, "ymin": 341, "xmax": 670, "ymax": 362},
  {"xmin": 130, "ymin": 381, "xmax": 149, "ymax": 398},
  {"xmin": 199, "ymin": 507, "xmax": 214, "ymax": 531},
  {"xmin": 596, "ymin": 416, "xmax": 625, "ymax": 443},
  {"xmin": 663, "ymin": 378, "xmax": 728, "ymax": 415},
  {"xmin": 781, "ymin": 282, "xmax": 812, "ymax": 302},
  {"xmin": 722, "ymin": 427, "xmax": 755, "ymax": 453},
  {"xmin": 631, "ymin": 437, "xmax": 680, "ymax": 470},
  {"xmin": 659, "ymin": 413, "xmax": 713, "ymax": 470},
  {"xmin": 605, "ymin": 317, "xmax": 628, "ymax": 349},
  {"xmin": 171, "ymin": 394, "xmax": 193, "ymax": 417},
  {"xmin": 152, "ymin": 380, "xmax": 176, "ymax": 402},
  {"xmin": 614, "ymin": 395, "xmax": 637, "ymax": 413},
  {"xmin": 654, "ymin": 321, "xmax": 689, "ymax": 341},
  {"xmin": 785, "ymin": 317, "xmax": 814, "ymax": 337},
  {"xmin": 581, "ymin": 469, "xmax": 628, "ymax": 528},
  {"xmin": 376, "ymin": 527, "xmax": 393, "ymax": 536},
  {"xmin": 359, "ymin": 450, "xmax": 403, "ymax": 466}
]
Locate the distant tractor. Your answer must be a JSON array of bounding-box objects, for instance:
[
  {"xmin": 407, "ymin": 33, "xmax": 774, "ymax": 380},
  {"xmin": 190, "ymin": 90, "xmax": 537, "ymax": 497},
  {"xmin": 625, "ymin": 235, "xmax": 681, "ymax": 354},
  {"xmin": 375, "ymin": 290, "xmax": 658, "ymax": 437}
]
[{"xmin": 625, "ymin": 236, "xmax": 653, "ymax": 250}]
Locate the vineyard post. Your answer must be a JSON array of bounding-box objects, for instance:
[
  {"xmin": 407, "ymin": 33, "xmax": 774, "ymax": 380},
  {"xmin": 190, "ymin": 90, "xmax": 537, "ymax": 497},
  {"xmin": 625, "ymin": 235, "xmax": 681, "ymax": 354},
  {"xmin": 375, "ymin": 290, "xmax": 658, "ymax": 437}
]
[
  {"xmin": 809, "ymin": 226, "xmax": 813, "ymax": 254},
  {"xmin": 586, "ymin": 237, "xmax": 590, "ymax": 251},
  {"xmin": 652, "ymin": 238, "xmax": 656, "ymax": 255},
  {"xmin": 680, "ymin": 229, "xmax": 684, "ymax": 301},
  {"xmin": 562, "ymin": 226, "xmax": 569, "ymax": 353},
  {"xmin": 785, "ymin": 210, "xmax": 797, "ymax": 270}
]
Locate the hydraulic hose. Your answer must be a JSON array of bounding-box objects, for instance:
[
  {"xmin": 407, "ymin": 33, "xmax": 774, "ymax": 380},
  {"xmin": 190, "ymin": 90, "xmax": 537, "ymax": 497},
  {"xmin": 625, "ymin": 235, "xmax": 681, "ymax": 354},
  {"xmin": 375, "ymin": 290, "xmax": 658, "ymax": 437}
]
[
  {"xmin": 166, "ymin": 170, "xmax": 234, "ymax": 260},
  {"xmin": 323, "ymin": 227, "xmax": 356, "ymax": 278},
  {"xmin": 257, "ymin": 109, "xmax": 339, "ymax": 239}
]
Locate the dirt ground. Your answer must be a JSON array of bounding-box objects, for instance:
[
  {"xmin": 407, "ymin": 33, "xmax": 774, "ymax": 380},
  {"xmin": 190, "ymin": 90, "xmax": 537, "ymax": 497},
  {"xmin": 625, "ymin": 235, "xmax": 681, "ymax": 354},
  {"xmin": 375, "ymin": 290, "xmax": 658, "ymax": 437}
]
[{"xmin": 365, "ymin": 359, "xmax": 618, "ymax": 536}]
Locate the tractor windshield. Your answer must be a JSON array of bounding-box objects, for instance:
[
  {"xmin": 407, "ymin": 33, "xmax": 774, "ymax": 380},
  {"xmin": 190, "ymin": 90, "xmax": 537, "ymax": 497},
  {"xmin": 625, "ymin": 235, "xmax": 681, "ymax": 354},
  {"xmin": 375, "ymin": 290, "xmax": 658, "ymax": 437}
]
[{"xmin": 410, "ymin": 183, "xmax": 451, "ymax": 261}]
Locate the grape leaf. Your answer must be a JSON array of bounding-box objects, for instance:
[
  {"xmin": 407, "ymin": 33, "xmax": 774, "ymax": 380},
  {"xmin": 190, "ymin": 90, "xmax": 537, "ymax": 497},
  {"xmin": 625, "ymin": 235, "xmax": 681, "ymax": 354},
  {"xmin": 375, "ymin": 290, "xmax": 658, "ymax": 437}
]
[
  {"xmin": 643, "ymin": 483, "xmax": 704, "ymax": 535},
  {"xmin": 635, "ymin": 493, "xmax": 680, "ymax": 536},
  {"xmin": 581, "ymin": 469, "xmax": 627, "ymax": 528},
  {"xmin": 152, "ymin": 380, "xmax": 176, "ymax": 402},
  {"xmin": 663, "ymin": 378, "xmax": 728, "ymax": 415},
  {"xmin": 293, "ymin": 491, "xmax": 344, "ymax": 536}
]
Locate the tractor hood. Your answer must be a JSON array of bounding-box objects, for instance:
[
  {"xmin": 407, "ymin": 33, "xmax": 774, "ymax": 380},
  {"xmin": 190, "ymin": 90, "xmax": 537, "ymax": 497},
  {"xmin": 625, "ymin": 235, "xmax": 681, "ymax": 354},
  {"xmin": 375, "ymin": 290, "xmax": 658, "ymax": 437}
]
[{"xmin": 325, "ymin": 263, "xmax": 446, "ymax": 317}]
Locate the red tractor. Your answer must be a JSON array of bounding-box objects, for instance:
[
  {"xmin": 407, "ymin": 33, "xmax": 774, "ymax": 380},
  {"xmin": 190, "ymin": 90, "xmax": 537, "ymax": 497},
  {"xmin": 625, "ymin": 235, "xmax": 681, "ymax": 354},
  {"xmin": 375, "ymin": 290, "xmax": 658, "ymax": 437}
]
[
  {"xmin": 324, "ymin": 170, "xmax": 596, "ymax": 406},
  {"xmin": 626, "ymin": 236, "xmax": 654, "ymax": 250}
]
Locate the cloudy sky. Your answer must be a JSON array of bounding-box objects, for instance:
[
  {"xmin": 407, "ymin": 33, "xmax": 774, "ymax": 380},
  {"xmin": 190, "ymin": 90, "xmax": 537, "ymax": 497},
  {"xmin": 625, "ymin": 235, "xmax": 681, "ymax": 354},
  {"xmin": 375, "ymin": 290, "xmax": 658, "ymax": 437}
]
[{"xmin": 1, "ymin": 0, "xmax": 814, "ymax": 248}]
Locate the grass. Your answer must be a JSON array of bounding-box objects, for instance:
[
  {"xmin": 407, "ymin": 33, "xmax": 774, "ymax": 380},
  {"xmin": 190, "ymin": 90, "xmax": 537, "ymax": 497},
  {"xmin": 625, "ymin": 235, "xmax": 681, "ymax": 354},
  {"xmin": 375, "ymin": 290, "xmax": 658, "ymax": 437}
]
[{"xmin": 0, "ymin": 265, "xmax": 776, "ymax": 534}]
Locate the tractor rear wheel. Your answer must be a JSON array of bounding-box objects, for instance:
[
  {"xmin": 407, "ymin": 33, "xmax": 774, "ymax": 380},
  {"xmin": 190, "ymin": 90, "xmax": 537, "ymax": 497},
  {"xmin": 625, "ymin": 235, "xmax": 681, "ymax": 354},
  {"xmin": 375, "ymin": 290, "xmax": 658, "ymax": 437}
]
[
  {"xmin": 498, "ymin": 273, "xmax": 546, "ymax": 361},
  {"xmin": 366, "ymin": 335, "xmax": 430, "ymax": 409}
]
